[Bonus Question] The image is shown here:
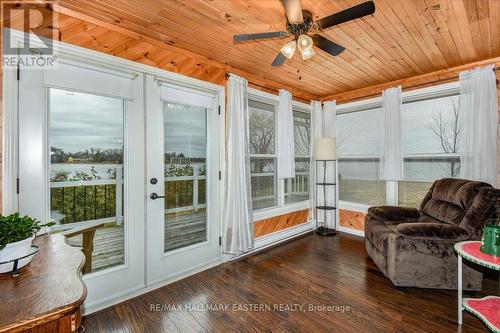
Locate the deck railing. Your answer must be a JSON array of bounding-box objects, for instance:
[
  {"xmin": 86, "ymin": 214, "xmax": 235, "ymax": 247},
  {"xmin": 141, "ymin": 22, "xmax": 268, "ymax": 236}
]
[
  {"xmin": 50, "ymin": 167, "xmax": 210, "ymax": 226},
  {"xmin": 50, "ymin": 166, "xmax": 311, "ymax": 226},
  {"xmin": 50, "ymin": 168, "xmax": 123, "ymax": 226}
]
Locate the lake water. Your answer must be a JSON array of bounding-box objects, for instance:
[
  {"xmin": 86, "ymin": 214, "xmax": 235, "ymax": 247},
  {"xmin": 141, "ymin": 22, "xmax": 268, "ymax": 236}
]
[
  {"xmin": 51, "ymin": 163, "xmax": 119, "ymax": 179},
  {"xmin": 52, "ymin": 160, "xmax": 459, "ymax": 183},
  {"xmin": 51, "ymin": 163, "xmax": 205, "ymax": 180}
]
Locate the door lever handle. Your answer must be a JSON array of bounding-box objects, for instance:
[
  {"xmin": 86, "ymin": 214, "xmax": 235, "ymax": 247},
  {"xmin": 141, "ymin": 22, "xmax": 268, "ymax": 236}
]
[{"xmin": 150, "ymin": 192, "xmax": 165, "ymax": 200}]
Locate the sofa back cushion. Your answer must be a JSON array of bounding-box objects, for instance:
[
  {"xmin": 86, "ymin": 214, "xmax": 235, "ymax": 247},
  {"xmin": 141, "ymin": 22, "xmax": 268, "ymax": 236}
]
[
  {"xmin": 460, "ymin": 187, "xmax": 500, "ymax": 237},
  {"xmin": 420, "ymin": 178, "xmax": 492, "ymax": 227}
]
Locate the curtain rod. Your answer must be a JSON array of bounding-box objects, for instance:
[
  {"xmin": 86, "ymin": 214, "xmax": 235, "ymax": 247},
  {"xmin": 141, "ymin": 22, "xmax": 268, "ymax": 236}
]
[
  {"xmin": 225, "ymin": 65, "xmax": 499, "ymax": 102},
  {"xmin": 224, "ymin": 72, "xmax": 290, "ymax": 97}
]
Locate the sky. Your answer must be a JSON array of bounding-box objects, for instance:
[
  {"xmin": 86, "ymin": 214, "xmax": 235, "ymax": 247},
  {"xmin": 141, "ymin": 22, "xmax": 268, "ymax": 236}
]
[
  {"xmin": 50, "ymin": 87, "xmax": 458, "ymax": 162},
  {"xmin": 50, "ymin": 89, "xmax": 124, "ymax": 153},
  {"xmin": 163, "ymin": 102, "xmax": 206, "ymax": 158},
  {"xmin": 50, "ymin": 89, "xmax": 207, "ymax": 158}
]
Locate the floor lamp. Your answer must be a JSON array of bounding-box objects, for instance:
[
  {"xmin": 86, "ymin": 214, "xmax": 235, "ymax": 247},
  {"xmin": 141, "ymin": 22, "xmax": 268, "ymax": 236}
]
[{"xmin": 314, "ymin": 138, "xmax": 337, "ymax": 236}]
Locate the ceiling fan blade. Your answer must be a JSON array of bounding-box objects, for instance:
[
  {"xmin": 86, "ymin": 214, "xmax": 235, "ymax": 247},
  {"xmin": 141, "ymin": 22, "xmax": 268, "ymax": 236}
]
[
  {"xmin": 233, "ymin": 31, "xmax": 289, "ymax": 42},
  {"xmin": 280, "ymin": 0, "xmax": 304, "ymax": 24},
  {"xmin": 271, "ymin": 52, "xmax": 286, "ymax": 67},
  {"xmin": 316, "ymin": 1, "xmax": 375, "ymax": 30},
  {"xmin": 312, "ymin": 34, "xmax": 345, "ymax": 56}
]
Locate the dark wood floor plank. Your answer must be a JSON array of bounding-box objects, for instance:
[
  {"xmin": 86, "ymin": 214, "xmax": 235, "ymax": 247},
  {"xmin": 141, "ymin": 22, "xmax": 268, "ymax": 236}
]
[{"xmin": 83, "ymin": 233, "xmax": 498, "ymax": 333}]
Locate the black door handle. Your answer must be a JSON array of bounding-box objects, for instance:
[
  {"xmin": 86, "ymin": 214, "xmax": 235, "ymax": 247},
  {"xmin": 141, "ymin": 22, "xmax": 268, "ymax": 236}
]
[{"xmin": 150, "ymin": 192, "xmax": 165, "ymax": 200}]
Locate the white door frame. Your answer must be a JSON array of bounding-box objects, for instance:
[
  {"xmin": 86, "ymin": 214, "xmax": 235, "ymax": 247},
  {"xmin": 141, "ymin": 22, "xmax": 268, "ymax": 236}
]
[{"xmin": 3, "ymin": 29, "xmax": 225, "ymax": 314}]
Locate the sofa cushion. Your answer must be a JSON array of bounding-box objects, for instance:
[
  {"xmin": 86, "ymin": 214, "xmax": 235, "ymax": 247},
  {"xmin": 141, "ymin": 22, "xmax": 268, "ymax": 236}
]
[
  {"xmin": 367, "ymin": 206, "xmax": 420, "ymax": 221},
  {"xmin": 393, "ymin": 223, "xmax": 470, "ymax": 242},
  {"xmin": 422, "ymin": 199, "xmax": 465, "ymax": 225},
  {"xmin": 460, "ymin": 187, "xmax": 500, "ymax": 237},
  {"xmin": 366, "ymin": 214, "xmax": 446, "ymax": 255},
  {"xmin": 364, "ymin": 217, "xmax": 397, "ymax": 256},
  {"xmin": 421, "ymin": 178, "xmax": 491, "ymax": 225}
]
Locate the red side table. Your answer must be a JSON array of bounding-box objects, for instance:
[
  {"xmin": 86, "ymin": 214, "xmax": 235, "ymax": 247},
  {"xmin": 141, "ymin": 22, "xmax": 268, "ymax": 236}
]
[{"xmin": 455, "ymin": 241, "xmax": 500, "ymax": 332}]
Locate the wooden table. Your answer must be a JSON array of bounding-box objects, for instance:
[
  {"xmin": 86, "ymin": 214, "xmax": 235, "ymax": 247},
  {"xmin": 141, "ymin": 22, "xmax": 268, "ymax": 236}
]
[
  {"xmin": 0, "ymin": 235, "xmax": 86, "ymax": 333},
  {"xmin": 455, "ymin": 241, "xmax": 500, "ymax": 333}
]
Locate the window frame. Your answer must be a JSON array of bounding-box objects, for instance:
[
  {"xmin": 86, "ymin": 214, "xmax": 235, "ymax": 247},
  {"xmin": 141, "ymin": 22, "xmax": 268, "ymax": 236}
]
[
  {"xmin": 336, "ymin": 81, "xmax": 460, "ymax": 211},
  {"xmin": 284, "ymin": 107, "xmax": 311, "ymax": 205},
  {"xmin": 247, "ymin": 88, "xmax": 312, "ymax": 221}
]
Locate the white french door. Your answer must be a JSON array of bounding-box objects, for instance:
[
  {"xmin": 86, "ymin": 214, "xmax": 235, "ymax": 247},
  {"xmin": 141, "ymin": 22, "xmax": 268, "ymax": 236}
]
[
  {"xmin": 8, "ymin": 34, "xmax": 224, "ymax": 312},
  {"xmin": 17, "ymin": 60, "xmax": 146, "ymax": 311},
  {"xmin": 145, "ymin": 75, "xmax": 221, "ymax": 285}
]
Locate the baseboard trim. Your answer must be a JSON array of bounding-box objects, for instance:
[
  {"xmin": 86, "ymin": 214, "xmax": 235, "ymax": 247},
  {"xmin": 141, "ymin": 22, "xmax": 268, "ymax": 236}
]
[
  {"xmin": 229, "ymin": 222, "xmax": 315, "ymax": 262},
  {"xmin": 337, "ymin": 225, "xmax": 365, "ymax": 237}
]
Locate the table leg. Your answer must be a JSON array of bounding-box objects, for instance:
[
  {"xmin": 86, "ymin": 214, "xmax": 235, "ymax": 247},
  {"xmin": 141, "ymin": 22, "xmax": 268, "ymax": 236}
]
[{"xmin": 458, "ymin": 255, "xmax": 462, "ymax": 325}]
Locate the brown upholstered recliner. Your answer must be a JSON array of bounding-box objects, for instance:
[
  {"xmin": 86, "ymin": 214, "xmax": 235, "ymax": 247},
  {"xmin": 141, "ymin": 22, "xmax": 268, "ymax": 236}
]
[{"xmin": 364, "ymin": 178, "xmax": 500, "ymax": 290}]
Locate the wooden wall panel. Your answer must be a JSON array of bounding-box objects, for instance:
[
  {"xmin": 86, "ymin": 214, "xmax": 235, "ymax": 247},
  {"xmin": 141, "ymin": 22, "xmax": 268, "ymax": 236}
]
[
  {"xmin": 339, "ymin": 210, "xmax": 366, "ymax": 231},
  {"xmin": 254, "ymin": 209, "xmax": 309, "ymax": 238}
]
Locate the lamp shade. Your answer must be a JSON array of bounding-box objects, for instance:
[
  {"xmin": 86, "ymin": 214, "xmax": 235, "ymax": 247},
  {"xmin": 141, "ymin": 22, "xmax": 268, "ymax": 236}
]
[{"xmin": 314, "ymin": 137, "xmax": 336, "ymax": 160}]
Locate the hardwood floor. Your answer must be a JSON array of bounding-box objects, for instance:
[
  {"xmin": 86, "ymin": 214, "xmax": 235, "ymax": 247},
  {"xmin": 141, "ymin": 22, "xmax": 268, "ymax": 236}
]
[{"xmin": 82, "ymin": 233, "xmax": 498, "ymax": 333}]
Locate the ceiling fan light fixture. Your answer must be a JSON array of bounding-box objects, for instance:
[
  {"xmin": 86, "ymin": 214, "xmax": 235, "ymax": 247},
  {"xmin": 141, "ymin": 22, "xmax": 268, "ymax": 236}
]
[
  {"xmin": 301, "ymin": 46, "xmax": 315, "ymax": 60},
  {"xmin": 280, "ymin": 40, "xmax": 297, "ymax": 59},
  {"xmin": 297, "ymin": 34, "xmax": 313, "ymax": 52}
]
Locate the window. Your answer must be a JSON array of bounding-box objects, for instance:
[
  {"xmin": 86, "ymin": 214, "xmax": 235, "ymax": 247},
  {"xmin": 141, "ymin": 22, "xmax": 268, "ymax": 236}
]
[
  {"xmin": 337, "ymin": 107, "xmax": 386, "ymax": 206},
  {"xmin": 336, "ymin": 82, "xmax": 461, "ymax": 209},
  {"xmin": 249, "ymin": 99, "xmax": 277, "ymax": 210},
  {"xmin": 285, "ymin": 109, "xmax": 311, "ymax": 204},
  {"xmin": 399, "ymin": 94, "xmax": 461, "ymax": 207},
  {"xmin": 248, "ymin": 91, "xmax": 311, "ymax": 212}
]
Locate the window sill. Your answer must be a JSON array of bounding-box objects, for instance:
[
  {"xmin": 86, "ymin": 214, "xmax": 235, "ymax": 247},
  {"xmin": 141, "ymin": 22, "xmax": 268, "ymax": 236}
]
[
  {"xmin": 253, "ymin": 200, "xmax": 309, "ymax": 221},
  {"xmin": 338, "ymin": 201, "xmax": 371, "ymax": 213}
]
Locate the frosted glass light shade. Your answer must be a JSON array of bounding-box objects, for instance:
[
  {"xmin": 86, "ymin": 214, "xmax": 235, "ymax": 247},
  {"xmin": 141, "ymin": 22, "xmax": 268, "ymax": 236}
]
[
  {"xmin": 297, "ymin": 34, "xmax": 313, "ymax": 52},
  {"xmin": 281, "ymin": 40, "xmax": 296, "ymax": 59},
  {"xmin": 314, "ymin": 138, "xmax": 336, "ymax": 160},
  {"xmin": 300, "ymin": 47, "xmax": 315, "ymax": 60}
]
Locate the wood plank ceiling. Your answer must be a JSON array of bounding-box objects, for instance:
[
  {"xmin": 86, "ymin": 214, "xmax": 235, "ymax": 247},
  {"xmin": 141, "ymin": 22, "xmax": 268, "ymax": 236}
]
[{"xmin": 53, "ymin": 0, "xmax": 500, "ymax": 99}]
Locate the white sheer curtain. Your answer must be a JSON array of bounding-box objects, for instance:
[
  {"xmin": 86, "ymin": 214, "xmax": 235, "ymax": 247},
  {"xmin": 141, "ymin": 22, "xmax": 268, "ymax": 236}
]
[
  {"xmin": 459, "ymin": 65, "xmax": 499, "ymax": 186},
  {"xmin": 222, "ymin": 74, "xmax": 254, "ymax": 261},
  {"xmin": 380, "ymin": 86, "xmax": 402, "ymax": 181},
  {"xmin": 309, "ymin": 101, "xmax": 323, "ymax": 222},
  {"xmin": 277, "ymin": 89, "xmax": 295, "ymax": 179},
  {"xmin": 309, "ymin": 101, "xmax": 337, "ymax": 229}
]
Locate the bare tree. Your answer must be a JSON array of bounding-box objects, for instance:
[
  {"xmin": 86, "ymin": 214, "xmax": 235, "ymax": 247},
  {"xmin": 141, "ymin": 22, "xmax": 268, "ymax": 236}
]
[
  {"xmin": 429, "ymin": 97, "xmax": 461, "ymax": 177},
  {"xmin": 249, "ymin": 111, "xmax": 275, "ymax": 173}
]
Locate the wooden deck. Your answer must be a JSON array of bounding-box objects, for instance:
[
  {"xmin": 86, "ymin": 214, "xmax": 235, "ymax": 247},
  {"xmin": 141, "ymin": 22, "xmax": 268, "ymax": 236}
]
[
  {"xmin": 165, "ymin": 211, "xmax": 206, "ymax": 252},
  {"xmin": 65, "ymin": 211, "xmax": 206, "ymax": 272}
]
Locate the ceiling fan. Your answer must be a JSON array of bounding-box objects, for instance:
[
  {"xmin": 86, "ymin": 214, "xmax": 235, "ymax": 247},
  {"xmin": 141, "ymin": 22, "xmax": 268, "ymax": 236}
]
[{"xmin": 233, "ymin": 0, "xmax": 375, "ymax": 66}]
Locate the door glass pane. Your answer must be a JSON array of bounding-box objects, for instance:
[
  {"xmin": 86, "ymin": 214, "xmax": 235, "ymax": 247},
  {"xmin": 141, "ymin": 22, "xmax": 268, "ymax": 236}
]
[
  {"xmin": 49, "ymin": 88, "xmax": 125, "ymax": 274},
  {"xmin": 164, "ymin": 102, "xmax": 207, "ymax": 253}
]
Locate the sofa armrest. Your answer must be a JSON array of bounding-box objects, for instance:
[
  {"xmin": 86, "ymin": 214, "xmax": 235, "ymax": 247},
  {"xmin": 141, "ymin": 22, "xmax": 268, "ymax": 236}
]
[
  {"xmin": 367, "ymin": 206, "xmax": 420, "ymax": 221},
  {"xmin": 393, "ymin": 223, "xmax": 470, "ymax": 242}
]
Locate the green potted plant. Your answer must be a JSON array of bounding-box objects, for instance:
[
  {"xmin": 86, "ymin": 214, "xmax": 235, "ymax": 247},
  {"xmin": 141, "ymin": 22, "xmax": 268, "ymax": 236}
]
[{"xmin": 0, "ymin": 213, "xmax": 47, "ymax": 273}]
